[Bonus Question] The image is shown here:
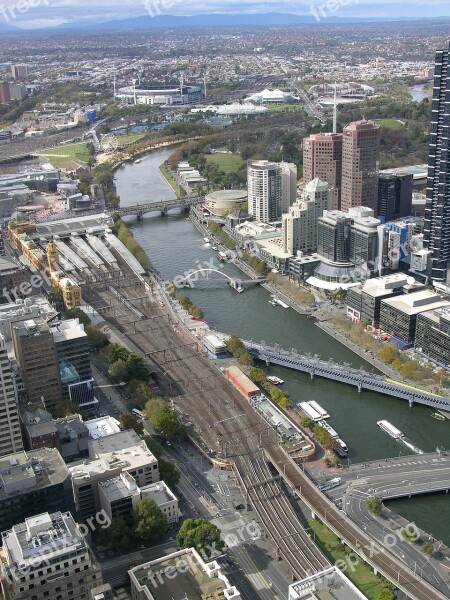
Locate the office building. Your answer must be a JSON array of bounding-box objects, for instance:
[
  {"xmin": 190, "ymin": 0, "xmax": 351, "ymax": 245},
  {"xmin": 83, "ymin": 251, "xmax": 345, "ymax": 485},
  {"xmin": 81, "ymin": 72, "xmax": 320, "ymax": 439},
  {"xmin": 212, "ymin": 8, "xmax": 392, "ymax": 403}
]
[
  {"xmin": 317, "ymin": 210, "xmax": 352, "ymax": 264},
  {"xmin": 70, "ymin": 430, "xmax": 159, "ymax": 519},
  {"xmin": 11, "ymin": 64, "xmax": 28, "ymax": 79},
  {"xmin": 378, "ymin": 172, "xmax": 413, "ymax": 221},
  {"xmin": 380, "ymin": 289, "xmax": 450, "ymax": 345},
  {"xmin": 0, "ymin": 448, "xmax": 74, "ymax": 534},
  {"xmin": 280, "ymin": 162, "xmax": 298, "ymax": 213},
  {"xmin": 128, "ymin": 548, "xmax": 241, "ymax": 600},
  {"xmin": 383, "ymin": 217, "xmax": 423, "ymax": 271},
  {"xmin": 303, "ymin": 132, "xmax": 343, "ymax": 210},
  {"xmin": 346, "ymin": 273, "xmax": 423, "ymax": 326},
  {"xmin": 1, "ymin": 511, "xmax": 102, "ymax": 600},
  {"xmin": 52, "ymin": 319, "xmax": 93, "ymax": 404},
  {"xmin": 8, "ymin": 84, "xmax": 26, "ymax": 101},
  {"xmin": 0, "ymin": 334, "xmax": 23, "ymax": 457},
  {"xmin": 349, "ymin": 211, "xmax": 382, "ymax": 273},
  {"xmin": 0, "ymin": 83, "xmax": 10, "ymax": 104},
  {"xmin": 423, "ymin": 41, "xmax": 450, "ymax": 282},
  {"xmin": 11, "ymin": 318, "xmax": 62, "ymax": 412},
  {"xmin": 247, "ymin": 160, "xmax": 283, "ymax": 223},
  {"xmin": 341, "ymin": 120, "xmax": 380, "ymax": 212},
  {"xmin": 98, "ymin": 474, "xmax": 179, "ymax": 523},
  {"xmin": 0, "ymin": 297, "xmax": 56, "ymax": 343},
  {"xmin": 415, "ymin": 307, "xmax": 450, "ymax": 367},
  {"xmin": 282, "ymin": 178, "xmax": 331, "ymax": 254}
]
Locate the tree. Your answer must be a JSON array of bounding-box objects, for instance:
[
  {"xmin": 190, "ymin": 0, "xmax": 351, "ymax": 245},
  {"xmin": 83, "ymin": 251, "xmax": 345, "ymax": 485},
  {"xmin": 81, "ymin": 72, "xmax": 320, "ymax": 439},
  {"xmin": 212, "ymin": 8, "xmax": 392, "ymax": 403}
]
[
  {"xmin": 125, "ymin": 353, "xmax": 148, "ymax": 382},
  {"xmin": 377, "ymin": 593, "xmax": 395, "ymax": 600},
  {"xmin": 237, "ymin": 351, "xmax": 253, "ymax": 366},
  {"xmin": 65, "ymin": 307, "xmax": 90, "ymax": 327},
  {"xmin": 98, "ymin": 515, "xmax": 134, "ymax": 549},
  {"xmin": 133, "ymin": 499, "xmax": 168, "ymax": 542},
  {"xmin": 226, "ymin": 335, "xmax": 246, "ymax": 358},
  {"xmin": 120, "ymin": 413, "xmax": 144, "ymax": 436},
  {"xmin": 128, "ymin": 381, "xmax": 154, "ymax": 409},
  {"xmin": 366, "ymin": 498, "xmax": 383, "ymax": 517},
  {"xmin": 378, "ymin": 343, "xmax": 399, "ymax": 364},
  {"xmin": 422, "ymin": 541, "xmax": 433, "ymax": 556},
  {"xmin": 86, "ymin": 324, "xmax": 109, "ymax": 349},
  {"xmin": 109, "ymin": 359, "xmax": 128, "ymax": 382},
  {"xmin": 144, "ymin": 399, "xmax": 186, "ymax": 441},
  {"xmin": 159, "ymin": 458, "xmax": 180, "ymax": 488},
  {"xmin": 143, "ymin": 434, "xmax": 164, "ymax": 460},
  {"xmin": 52, "ymin": 400, "xmax": 75, "ymax": 419},
  {"xmin": 176, "ymin": 519, "xmax": 224, "ymax": 558},
  {"xmin": 249, "ymin": 368, "xmax": 267, "ymax": 387},
  {"xmin": 47, "ymin": 285, "xmax": 64, "ymax": 311}
]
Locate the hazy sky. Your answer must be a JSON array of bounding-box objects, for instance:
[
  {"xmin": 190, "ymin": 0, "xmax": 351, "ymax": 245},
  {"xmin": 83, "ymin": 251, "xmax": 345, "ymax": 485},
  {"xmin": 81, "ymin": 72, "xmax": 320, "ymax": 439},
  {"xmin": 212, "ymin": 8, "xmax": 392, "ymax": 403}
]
[{"xmin": 1, "ymin": 0, "xmax": 449, "ymax": 29}]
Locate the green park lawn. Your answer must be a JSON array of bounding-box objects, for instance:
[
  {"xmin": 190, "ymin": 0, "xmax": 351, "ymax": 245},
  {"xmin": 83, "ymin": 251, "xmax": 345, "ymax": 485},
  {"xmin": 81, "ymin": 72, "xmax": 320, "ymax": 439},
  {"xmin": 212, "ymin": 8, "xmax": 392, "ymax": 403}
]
[
  {"xmin": 40, "ymin": 143, "xmax": 91, "ymax": 169},
  {"xmin": 375, "ymin": 118, "xmax": 405, "ymax": 130},
  {"xmin": 267, "ymin": 104, "xmax": 304, "ymax": 113},
  {"xmin": 306, "ymin": 519, "xmax": 385, "ymax": 599},
  {"xmin": 205, "ymin": 153, "xmax": 244, "ymax": 174}
]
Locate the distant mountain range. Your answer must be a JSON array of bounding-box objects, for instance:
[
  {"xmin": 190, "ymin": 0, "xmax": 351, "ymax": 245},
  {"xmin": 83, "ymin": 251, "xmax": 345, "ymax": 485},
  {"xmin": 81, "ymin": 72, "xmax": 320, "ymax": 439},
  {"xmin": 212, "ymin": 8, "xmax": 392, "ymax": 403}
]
[
  {"xmin": 55, "ymin": 12, "xmax": 450, "ymax": 31},
  {"xmin": 1, "ymin": 11, "xmax": 449, "ymax": 33}
]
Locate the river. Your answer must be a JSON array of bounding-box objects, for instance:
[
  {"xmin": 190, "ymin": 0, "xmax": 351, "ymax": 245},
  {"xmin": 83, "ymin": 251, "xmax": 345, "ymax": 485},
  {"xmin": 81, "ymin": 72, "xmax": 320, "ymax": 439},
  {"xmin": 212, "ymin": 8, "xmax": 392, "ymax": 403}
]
[
  {"xmin": 409, "ymin": 84, "xmax": 431, "ymax": 102},
  {"xmin": 114, "ymin": 147, "xmax": 450, "ymax": 544}
]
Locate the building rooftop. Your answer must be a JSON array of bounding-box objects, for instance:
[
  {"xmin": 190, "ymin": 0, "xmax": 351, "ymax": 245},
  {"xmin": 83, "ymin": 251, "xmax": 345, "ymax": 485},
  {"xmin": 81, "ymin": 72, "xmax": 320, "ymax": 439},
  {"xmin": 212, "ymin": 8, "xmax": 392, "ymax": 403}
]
[
  {"xmin": 381, "ymin": 289, "xmax": 450, "ymax": 316},
  {"xmin": 2, "ymin": 511, "xmax": 86, "ymax": 568},
  {"xmin": 31, "ymin": 213, "xmax": 113, "ymax": 240},
  {"xmin": 71, "ymin": 430, "xmax": 157, "ymax": 482},
  {"xmin": 289, "ymin": 567, "xmax": 368, "ymax": 600},
  {"xmin": 98, "ymin": 473, "xmax": 138, "ymax": 503},
  {"xmin": 129, "ymin": 548, "xmax": 239, "ymax": 600},
  {"xmin": 85, "ymin": 416, "xmax": 121, "ymax": 439},
  {"xmin": 11, "ymin": 317, "xmax": 50, "ymax": 338},
  {"xmin": 0, "ymin": 448, "xmax": 69, "ymax": 497},
  {"xmin": 226, "ymin": 366, "xmax": 260, "ymax": 396},
  {"xmin": 140, "ymin": 481, "xmax": 177, "ymax": 506},
  {"xmin": 51, "ymin": 318, "xmax": 86, "ymax": 343}
]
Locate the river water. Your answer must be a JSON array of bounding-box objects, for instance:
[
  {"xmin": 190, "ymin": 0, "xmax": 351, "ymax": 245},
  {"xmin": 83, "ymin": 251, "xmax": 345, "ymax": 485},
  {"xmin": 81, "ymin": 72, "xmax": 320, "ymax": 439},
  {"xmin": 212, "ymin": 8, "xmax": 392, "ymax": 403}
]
[
  {"xmin": 114, "ymin": 147, "xmax": 450, "ymax": 543},
  {"xmin": 408, "ymin": 84, "xmax": 431, "ymax": 102}
]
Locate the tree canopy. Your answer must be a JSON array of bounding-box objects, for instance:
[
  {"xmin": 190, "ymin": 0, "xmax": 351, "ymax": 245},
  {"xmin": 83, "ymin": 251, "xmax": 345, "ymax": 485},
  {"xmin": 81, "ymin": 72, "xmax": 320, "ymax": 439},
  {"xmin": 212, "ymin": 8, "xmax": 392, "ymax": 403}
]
[
  {"xmin": 176, "ymin": 519, "xmax": 224, "ymax": 558},
  {"xmin": 133, "ymin": 499, "xmax": 168, "ymax": 542}
]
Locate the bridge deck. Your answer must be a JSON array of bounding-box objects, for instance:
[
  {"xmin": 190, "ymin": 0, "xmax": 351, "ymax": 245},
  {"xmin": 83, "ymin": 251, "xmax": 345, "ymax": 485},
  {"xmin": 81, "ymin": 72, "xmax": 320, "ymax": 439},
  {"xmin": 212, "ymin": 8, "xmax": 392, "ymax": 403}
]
[{"xmin": 241, "ymin": 339, "xmax": 450, "ymax": 411}]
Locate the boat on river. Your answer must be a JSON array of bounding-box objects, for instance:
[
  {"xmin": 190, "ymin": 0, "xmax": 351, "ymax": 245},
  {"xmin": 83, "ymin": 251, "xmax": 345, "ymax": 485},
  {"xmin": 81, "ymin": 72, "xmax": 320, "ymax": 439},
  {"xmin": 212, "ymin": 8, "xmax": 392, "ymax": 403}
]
[{"xmin": 377, "ymin": 420, "xmax": 404, "ymax": 439}]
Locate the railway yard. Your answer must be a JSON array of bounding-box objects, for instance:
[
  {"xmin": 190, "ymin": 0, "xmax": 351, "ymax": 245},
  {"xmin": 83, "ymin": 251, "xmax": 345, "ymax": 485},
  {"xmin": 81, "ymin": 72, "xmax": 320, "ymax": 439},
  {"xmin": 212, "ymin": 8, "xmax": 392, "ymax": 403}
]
[{"xmin": 83, "ymin": 265, "xmax": 449, "ymax": 600}]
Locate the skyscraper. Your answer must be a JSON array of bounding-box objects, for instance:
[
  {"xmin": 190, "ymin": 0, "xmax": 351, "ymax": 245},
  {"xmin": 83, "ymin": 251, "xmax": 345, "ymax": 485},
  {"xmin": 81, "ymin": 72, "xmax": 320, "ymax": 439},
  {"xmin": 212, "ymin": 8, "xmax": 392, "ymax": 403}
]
[
  {"xmin": 341, "ymin": 120, "xmax": 380, "ymax": 213},
  {"xmin": 11, "ymin": 318, "xmax": 62, "ymax": 412},
  {"xmin": 303, "ymin": 132, "xmax": 343, "ymax": 210},
  {"xmin": 247, "ymin": 160, "xmax": 283, "ymax": 223},
  {"xmin": 282, "ymin": 178, "xmax": 332, "ymax": 255},
  {"xmin": 0, "ymin": 83, "xmax": 10, "ymax": 105},
  {"xmin": 0, "ymin": 335, "xmax": 23, "ymax": 457},
  {"xmin": 423, "ymin": 41, "xmax": 450, "ymax": 282},
  {"xmin": 280, "ymin": 162, "xmax": 298, "ymax": 213}
]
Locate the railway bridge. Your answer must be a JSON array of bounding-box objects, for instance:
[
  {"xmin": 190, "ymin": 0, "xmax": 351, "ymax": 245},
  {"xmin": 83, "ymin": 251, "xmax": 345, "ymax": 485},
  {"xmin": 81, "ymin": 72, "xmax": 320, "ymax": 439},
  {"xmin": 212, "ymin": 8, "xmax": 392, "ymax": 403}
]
[{"xmin": 240, "ymin": 339, "xmax": 450, "ymax": 412}]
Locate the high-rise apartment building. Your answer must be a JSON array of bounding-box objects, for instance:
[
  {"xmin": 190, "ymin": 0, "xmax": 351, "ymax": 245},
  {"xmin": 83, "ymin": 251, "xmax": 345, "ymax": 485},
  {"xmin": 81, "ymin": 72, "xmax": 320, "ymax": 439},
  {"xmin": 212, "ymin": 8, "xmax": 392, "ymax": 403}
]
[
  {"xmin": 11, "ymin": 64, "xmax": 28, "ymax": 80},
  {"xmin": 423, "ymin": 41, "xmax": 450, "ymax": 282},
  {"xmin": 0, "ymin": 83, "xmax": 10, "ymax": 105},
  {"xmin": 303, "ymin": 132, "xmax": 343, "ymax": 210},
  {"xmin": 1, "ymin": 511, "xmax": 102, "ymax": 600},
  {"xmin": 11, "ymin": 318, "xmax": 62, "ymax": 412},
  {"xmin": 247, "ymin": 160, "xmax": 283, "ymax": 223},
  {"xmin": 341, "ymin": 120, "xmax": 380, "ymax": 212},
  {"xmin": 282, "ymin": 178, "xmax": 331, "ymax": 255},
  {"xmin": 0, "ymin": 335, "xmax": 23, "ymax": 457},
  {"xmin": 280, "ymin": 162, "xmax": 298, "ymax": 213}
]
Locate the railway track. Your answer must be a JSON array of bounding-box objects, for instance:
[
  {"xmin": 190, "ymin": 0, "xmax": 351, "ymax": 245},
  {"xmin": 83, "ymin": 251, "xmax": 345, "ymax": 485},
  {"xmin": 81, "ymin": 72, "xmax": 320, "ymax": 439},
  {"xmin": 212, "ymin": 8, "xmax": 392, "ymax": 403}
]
[{"xmin": 84, "ymin": 277, "xmax": 449, "ymax": 600}]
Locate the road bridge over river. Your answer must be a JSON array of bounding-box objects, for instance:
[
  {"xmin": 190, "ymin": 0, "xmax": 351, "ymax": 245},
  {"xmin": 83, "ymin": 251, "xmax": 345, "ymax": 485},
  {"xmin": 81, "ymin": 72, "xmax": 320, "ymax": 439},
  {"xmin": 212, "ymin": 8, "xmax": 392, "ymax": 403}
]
[
  {"xmin": 240, "ymin": 338, "xmax": 450, "ymax": 412},
  {"xmin": 116, "ymin": 196, "xmax": 202, "ymax": 219}
]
